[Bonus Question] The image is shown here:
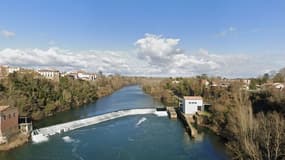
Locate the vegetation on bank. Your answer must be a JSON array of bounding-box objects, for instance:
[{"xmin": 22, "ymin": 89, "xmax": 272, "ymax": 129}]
[
  {"xmin": 0, "ymin": 72, "xmax": 138, "ymax": 120},
  {"xmin": 141, "ymin": 73, "xmax": 285, "ymax": 160},
  {"xmin": 0, "ymin": 69, "xmax": 284, "ymax": 159}
]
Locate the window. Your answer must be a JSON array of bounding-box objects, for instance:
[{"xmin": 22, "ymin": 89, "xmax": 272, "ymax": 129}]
[
  {"xmin": 8, "ymin": 114, "xmax": 11, "ymax": 119},
  {"xmin": 13, "ymin": 113, "xmax": 16, "ymax": 117},
  {"xmin": 198, "ymin": 106, "xmax": 202, "ymax": 111},
  {"xmin": 3, "ymin": 115, "xmax": 6, "ymax": 120}
]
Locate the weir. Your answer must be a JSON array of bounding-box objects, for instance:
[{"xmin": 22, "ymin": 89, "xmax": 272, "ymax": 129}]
[{"xmin": 31, "ymin": 108, "xmax": 166, "ymax": 143}]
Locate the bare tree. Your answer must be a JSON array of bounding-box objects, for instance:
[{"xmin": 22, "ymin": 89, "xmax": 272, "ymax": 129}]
[
  {"xmin": 226, "ymin": 91, "xmax": 262, "ymax": 160},
  {"xmin": 227, "ymin": 90, "xmax": 285, "ymax": 160}
]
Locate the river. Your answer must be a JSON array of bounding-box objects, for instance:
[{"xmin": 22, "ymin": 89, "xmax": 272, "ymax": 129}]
[{"xmin": 0, "ymin": 85, "xmax": 229, "ymax": 160}]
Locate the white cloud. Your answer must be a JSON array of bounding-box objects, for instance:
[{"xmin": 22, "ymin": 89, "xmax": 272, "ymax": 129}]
[
  {"xmin": 0, "ymin": 33, "xmax": 283, "ymax": 78},
  {"xmin": 1, "ymin": 29, "xmax": 16, "ymax": 38},
  {"xmin": 134, "ymin": 33, "xmax": 239, "ymax": 76},
  {"xmin": 0, "ymin": 48, "xmax": 136, "ymax": 75},
  {"xmin": 135, "ymin": 33, "xmax": 182, "ymax": 66},
  {"xmin": 217, "ymin": 26, "xmax": 237, "ymax": 37}
]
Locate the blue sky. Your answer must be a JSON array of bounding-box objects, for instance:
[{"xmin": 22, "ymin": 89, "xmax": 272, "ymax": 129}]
[{"xmin": 0, "ymin": 0, "xmax": 285, "ymax": 77}]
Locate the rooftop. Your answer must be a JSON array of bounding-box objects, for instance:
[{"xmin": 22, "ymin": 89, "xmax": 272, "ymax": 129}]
[
  {"xmin": 183, "ymin": 96, "xmax": 203, "ymax": 100},
  {"xmin": 0, "ymin": 105, "xmax": 10, "ymax": 112}
]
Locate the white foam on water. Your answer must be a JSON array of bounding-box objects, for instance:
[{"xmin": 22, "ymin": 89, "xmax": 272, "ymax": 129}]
[
  {"xmin": 135, "ymin": 117, "xmax": 147, "ymax": 127},
  {"xmin": 62, "ymin": 136, "xmax": 75, "ymax": 143},
  {"xmin": 31, "ymin": 132, "xmax": 49, "ymax": 144},
  {"xmin": 154, "ymin": 111, "xmax": 168, "ymax": 117}
]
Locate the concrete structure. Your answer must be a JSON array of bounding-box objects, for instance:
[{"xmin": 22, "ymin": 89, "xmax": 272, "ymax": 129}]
[
  {"xmin": 31, "ymin": 108, "xmax": 166, "ymax": 143},
  {"xmin": 0, "ymin": 106, "xmax": 19, "ymax": 144},
  {"xmin": 177, "ymin": 110, "xmax": 198, "ymax": 138},
  {"xmin": 167, "ymin": 107, "xmax": 177, "ymax": 119},
  {"xmin": 181, "ymin": 96, "xmax": 203, "ymax": 115},
  {"xmin": 38, "ymin": 69, "xmax": 60, "ymax": 81}
]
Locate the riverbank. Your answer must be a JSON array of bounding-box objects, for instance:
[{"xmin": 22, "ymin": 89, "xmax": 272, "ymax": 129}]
[
  {"xmin": 0, "ymin": 73, "xmax": 139, "ymax": 121},
  {"xmin": 0, "ymin": 134, "xmax": 29, "ymax": 151},
  {"xmin": 0, "ymin": 77, "xmax": 137, "ymax": 151},
  {"xmin": 0, "ymin": 85, "xmax": 229, "ymax": 160}
]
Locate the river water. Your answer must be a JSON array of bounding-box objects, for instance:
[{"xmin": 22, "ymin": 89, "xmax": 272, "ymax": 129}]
[{"xmin": 0, "ymin": 85, "xmax": 229, "ymax": 160}]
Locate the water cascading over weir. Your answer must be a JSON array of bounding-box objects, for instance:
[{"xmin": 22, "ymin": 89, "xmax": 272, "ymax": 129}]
[{"xmin": 31, "ymin": 108, "xmax": 167, "ymax": 143}]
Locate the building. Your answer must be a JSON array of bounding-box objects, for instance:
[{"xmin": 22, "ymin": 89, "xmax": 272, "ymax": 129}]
[
  {"xmin": 181, "ymin": 96, "xmax": 204, "ymax": 115},
  {"xmin": 64, "ymin": 72, "xmax": 78, "ymax": 80},
  {"xmin": 0, "ymin": 65, "xmax": 8, "ymax": 79},
  {"xmin": 0, "ymin": 106, "xmax": 19, "ymax": 144},
  {"xmin": 19, "ymin": 117, "xmax": 33, "ymax": 135},
  {"xmin": 242, "ymin": 79, "xmax": 251, "ymax": 86},
  {"xmin": 8, "ymin": 66, "xmax": 21, "ymax": 73},
  {"xmin": 171, "ymin": 80, "xmax": 180, "ymax": 84},
  {"xmin": 77, "ymin": 71, "xmax": 96, "ymax": 81},
  {"xmin": 63, "ymin": 71, "xmax": 96, "ymax": 81},
  {"xmin": 38, "ymin": 69, "xmax": 60, "ymax": 81}
]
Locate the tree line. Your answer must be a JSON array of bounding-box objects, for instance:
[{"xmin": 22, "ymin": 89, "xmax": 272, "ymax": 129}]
[
  {"xmin": 0, "ymin": 72, "xmax": 138, "ymax": 120},
  {"xmin": 140, "ymin": 75, "xmax": 285, "ymax": 160}
]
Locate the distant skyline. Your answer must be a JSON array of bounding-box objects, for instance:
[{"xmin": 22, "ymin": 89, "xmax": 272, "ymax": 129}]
[{"xmin": 1, "ymin": 0, "xmax": 285, "ymax": 77}]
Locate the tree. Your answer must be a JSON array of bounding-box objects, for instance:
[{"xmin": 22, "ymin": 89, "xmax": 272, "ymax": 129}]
[
  {"xmin": 256, "ymin": 112, "xmax": 285, "ymax": 160},
  {"xmin": 98, "ymin": 70, "xmax": 103, "ymax": 77},
  {"xmin": 226, "ymin": 91, "xmax": 261, "ymax": 160},
  {"xmin": 249, "ymin": 79, "xmax": 257, "ymax": 90},
  {"xmin": 279, "ymin": 67, "xmax": 285, "ymax": 77},
  {"xmin": 225, "ymin": 91, "xmax": 285, "ymax": 160},
  {"xmin": 262, "ymin": 73, "xmax": 270, "ymax": 83},
  {"xmin": 273, "ymin": 73, "xmax": 284, "ymax": 83}
]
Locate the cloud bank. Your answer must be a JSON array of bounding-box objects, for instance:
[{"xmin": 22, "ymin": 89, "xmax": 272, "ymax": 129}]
[{"xmin": 0, "ymin": 33, "xmax": 283, "ymax": 77}]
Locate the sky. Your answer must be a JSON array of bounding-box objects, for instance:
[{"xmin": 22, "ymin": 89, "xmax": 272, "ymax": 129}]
[{"xmin": 0, "ymin": 0, "xmax": 285, "ymax": 77}]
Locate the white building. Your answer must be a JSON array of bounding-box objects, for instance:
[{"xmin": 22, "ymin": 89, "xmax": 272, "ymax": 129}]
[
  {"xmin": 38, "ymin": 69, "xmax": 60, "ymax": 81},
  {"xmin": 77, "ymin": 71, "xmax": 96, "ymax": 81},
  {"xmin": 8, "ymin": 66, "xmax": 20, "ymax": 73},
  {"xmin": 64, "ymin": 71, "xmax": 96, "ymax": 81},
  {"xmin": 181, "ymin": 96, "xmax": 204, "ymax": 114}
]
